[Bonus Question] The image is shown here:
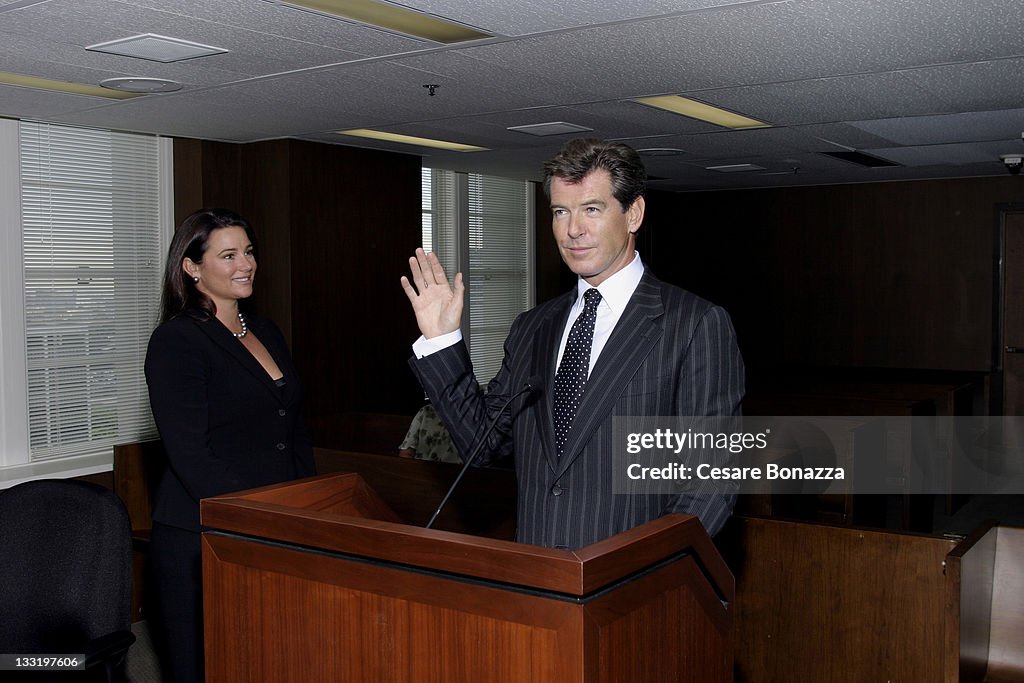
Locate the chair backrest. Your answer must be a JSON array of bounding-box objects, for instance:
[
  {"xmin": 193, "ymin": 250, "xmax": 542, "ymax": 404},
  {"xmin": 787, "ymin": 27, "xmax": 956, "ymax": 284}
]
[{"xmin": 0, "ymin": 479, "xmax": 132, "ymax": 653}]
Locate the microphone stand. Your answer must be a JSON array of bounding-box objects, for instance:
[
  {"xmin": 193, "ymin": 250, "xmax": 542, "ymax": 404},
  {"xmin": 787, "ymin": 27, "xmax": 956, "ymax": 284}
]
[{"xmin": 424, "ymin": 381, "xmax": 538, "ymax": 529}]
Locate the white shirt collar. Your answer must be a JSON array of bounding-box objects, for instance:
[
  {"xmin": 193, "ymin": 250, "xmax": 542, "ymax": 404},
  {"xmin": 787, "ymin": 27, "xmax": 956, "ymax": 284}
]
[{"xmin": 575, "ymin": 251, "xmax": 644, "ymax": 315}]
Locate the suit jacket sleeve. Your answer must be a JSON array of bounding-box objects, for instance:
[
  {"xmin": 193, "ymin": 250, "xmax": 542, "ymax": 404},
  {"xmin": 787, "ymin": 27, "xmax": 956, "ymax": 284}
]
[
  {"xmin": 664, "ymin": 304, "xmax": 744, "ymax": 537},
  {"xmin": 408, "ymin": 317, "xmax": 528, "ymax": 466}
]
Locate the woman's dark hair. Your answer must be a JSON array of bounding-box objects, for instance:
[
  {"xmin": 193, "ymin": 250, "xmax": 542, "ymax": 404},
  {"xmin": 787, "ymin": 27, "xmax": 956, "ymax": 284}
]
[
  {"xmin": 159, "ymin": 208, "xmax": 257, "ymax": 322},
  {"xmin": 542, "ymin": 138, "xmax": 647, "ymax": 210}
]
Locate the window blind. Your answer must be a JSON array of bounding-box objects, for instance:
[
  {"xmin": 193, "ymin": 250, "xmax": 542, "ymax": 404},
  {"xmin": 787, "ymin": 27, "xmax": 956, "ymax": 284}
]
[
  {"xmin": 421, "ymin": 166, "xmax": 457, "ymax": 277},
  {"xmin": 20, "ymin": 122, "xmax": 161, "ymax": 461},
  {"xmin": 465, "ymin": 174, "xmax": 530, "ymax": 381},
  {"xmin": 422, "ymin": 168, "xmax": 531, "ymax": 383}
]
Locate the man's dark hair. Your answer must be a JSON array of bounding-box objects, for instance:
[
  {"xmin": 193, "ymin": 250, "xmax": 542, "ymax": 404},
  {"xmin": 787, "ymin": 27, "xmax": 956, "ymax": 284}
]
[{"xmin": 542, "ymin": 138, "xmax": 647, "ymax": 211}]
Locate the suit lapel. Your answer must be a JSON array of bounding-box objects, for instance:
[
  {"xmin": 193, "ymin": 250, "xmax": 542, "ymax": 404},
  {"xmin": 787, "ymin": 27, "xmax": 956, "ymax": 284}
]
[
  {"xmin": 195, "ymin": 315, "xmax": 286, "ymax": 404},
  {"xmin": 530, "ymin": 291, "xmax": 575, "ymax": 475},
  {"xmin": 556, "ymin": 273, "xmax": 665, "ymax": 474}
]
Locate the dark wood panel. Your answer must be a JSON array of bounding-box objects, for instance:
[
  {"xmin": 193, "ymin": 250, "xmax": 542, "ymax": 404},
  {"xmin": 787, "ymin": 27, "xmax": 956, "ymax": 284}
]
[
  {"xmin": 947, "ymin": 519, "xmax": 997, "ymax": 683},
  {"xmin": 1001, "ymin": 210, "xmax": 1024, "ymax": 415},
  {"xmin": 172, "ymin": 137, "xmax": 203, "ymax": 224},
  {"xmin": 307, "ymin": 410, "xmax": 415, "ymax": 454},
  {"xmin": 988, "ymin": 525, "xmax": 1024, "ymax": 681},
  {"xmin": 238, "ymin": 140, "xmax": 294, "ymax": 342},
  {"xmin": 718, "ymin": 516, "xmax": 959, "ymax": 683},
  {"xmin": 642, "ymin": 176, "xmax": 1024, "ymax": 372},
  {"xmin": 286, "ymin": 140, "xmax": 423, "ymax": 419},
  {"xmin": 745, "ymin": 368, "xmax": 988, "ymax": 416},
  {"xmin": 113, "ymin": 440, "xmax": 165, "ymax": 533}
]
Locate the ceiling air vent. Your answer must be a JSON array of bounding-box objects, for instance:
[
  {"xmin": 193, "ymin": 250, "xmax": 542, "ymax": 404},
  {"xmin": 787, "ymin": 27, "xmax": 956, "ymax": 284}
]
[{"xmin": 86, "ymin": 34, "xmax": 228, "ymax": 63}]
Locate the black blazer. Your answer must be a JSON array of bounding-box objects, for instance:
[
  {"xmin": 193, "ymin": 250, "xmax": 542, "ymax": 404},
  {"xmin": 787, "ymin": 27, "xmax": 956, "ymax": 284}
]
[
  {"xmin": 144, "ymin": 312, "xmax": 316, "ymax": 532},
  {"xmin": 411, "ymin": 271, "xmax": 745, "ymax": 549}
]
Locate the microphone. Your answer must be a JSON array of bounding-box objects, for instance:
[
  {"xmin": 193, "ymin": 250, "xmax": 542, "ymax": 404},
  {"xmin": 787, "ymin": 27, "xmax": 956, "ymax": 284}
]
[{"xmin": 424, "ymin": 376, "xmax": 542, "ymax": 529}]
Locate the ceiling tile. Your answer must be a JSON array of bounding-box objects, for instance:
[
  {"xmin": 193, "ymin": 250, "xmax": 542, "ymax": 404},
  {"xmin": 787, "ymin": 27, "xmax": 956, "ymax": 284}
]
[
  {"xmin": 397, "ymin": 0, "xmax": 759, "ymax": 35},
  {"xmin": 851, "ymin": 109, "xmax": 1024, "ymax": 145}
]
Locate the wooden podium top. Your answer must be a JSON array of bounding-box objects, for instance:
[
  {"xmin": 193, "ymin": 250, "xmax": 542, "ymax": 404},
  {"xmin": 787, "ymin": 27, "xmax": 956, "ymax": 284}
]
[{"xmin": 201, "ymin": 472, "xmax": 734, "ymax": 601}]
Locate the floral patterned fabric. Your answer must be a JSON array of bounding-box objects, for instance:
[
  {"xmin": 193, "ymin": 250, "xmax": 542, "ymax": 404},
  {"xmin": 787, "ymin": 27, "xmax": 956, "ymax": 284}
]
[{"xmin": 399, "ymin": 404, "xmax": 460, "ymax": 463}]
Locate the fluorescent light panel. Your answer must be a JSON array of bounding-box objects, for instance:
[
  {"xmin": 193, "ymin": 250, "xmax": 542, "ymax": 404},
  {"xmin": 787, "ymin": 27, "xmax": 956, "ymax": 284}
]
[
  {"xmin": 636, "ymin": 147, "xmax": 685, "ymax": 157},
  {"xmin": 337, "ymin": 129, "xmax": 487, "ymax": 152},
  {"xmin": 635, "ymin": 95, "xmax": 769, "ymax": 129},
  {"xmin": 0, "ymin": 71, "xmax": 142, "ymax": 99},
  {"xmin": 706, "ymin": 163, "xmax": 766, "ymax": 173},
  {"xmin": 283, "ymin": 0, "xmax": 491, "ymax": 43}
]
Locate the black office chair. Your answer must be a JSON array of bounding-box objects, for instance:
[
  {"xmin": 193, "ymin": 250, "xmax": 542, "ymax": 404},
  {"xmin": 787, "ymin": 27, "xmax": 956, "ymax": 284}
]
[{"xmin": 0, "ymin": 479, "xmax": 136, "ymax": 682}]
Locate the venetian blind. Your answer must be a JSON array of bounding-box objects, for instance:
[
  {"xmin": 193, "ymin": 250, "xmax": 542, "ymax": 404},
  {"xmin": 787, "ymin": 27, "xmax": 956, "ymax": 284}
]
[
  {"xmin": 421, "ymin": 166, "xmax": 457, "ymax": 277},
  {"xmin": 20, "ymin": 122, "xmax": 161, "ymax": 461},
  {"xmin": 422, "ymin": 168, "xmax": 531, "ymax": 383},
  {"xmin": 465, "ymin": 173, "xmax": 530, "ymax": 382}
]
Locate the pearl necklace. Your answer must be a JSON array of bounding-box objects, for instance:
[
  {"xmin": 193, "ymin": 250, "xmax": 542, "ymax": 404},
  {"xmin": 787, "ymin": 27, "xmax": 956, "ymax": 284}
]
[{"xmin": 232, "ymin": 311, "xmax": 249, "ymax": 339}]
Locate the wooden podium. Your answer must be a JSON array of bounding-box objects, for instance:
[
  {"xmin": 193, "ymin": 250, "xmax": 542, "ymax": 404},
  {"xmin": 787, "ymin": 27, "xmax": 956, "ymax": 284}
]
[{"xmin": 200, "ymin": 472, "xmax": 734, "ymax": 682}]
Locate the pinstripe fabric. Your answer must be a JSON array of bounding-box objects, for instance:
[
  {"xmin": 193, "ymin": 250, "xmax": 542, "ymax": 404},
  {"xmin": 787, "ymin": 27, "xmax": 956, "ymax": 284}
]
[{"xmin": 410, "ymin": 270, "xmax": 745, "ymax": 549}]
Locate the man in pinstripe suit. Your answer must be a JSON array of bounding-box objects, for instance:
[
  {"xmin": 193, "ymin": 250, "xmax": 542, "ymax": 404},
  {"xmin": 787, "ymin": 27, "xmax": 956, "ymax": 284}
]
[{"xmin": 401, "ymin": 139, "xmax": 745, "ymax": 549}]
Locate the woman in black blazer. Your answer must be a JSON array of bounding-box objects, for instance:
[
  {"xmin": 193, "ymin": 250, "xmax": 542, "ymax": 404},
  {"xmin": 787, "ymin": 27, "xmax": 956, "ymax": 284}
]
[{"xmin": 144, "ymin": 208, "xmax": 316, "ymax": 683}]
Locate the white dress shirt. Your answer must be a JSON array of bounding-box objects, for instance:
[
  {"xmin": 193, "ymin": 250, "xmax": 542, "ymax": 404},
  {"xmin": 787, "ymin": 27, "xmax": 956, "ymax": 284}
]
[
  {"xmin": 413, "ymin": 252, "xmax": 644, "ymax": 381},
  {"xmin": 554, "ymin": 252, "xmax": 644, "ymax": 377}
]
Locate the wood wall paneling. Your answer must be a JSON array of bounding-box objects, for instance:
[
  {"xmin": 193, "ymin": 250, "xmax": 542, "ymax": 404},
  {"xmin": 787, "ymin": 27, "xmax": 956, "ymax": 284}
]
[
  {"xmin": 719, "ymin": 516, "xmax": 960, "ymax": 683},
  {"xmin": 624, "ymin": 177, "xmax": 1024, "ymax": 373},
  {"xmin": 171, "ymin": 137, "xmax": 203, "ymax": 225},
  {"xmin": 285, "ymin": 140, "xmax": 423, "ymax": 422},
  {"xmin": 239, "ymin": 140, "xmax": 293, "ymax": 341}
]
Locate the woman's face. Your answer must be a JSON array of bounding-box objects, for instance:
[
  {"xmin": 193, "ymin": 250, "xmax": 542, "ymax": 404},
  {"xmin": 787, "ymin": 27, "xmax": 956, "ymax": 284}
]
[{"xmin": 184, "ymin": 226, "xmax": 256, "ymax": 309}]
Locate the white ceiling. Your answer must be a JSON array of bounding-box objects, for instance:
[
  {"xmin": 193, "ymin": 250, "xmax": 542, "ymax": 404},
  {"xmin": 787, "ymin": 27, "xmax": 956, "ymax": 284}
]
[{"xmin": 2, "ymin": 0, "xmax": 1023, "ymax": 190}]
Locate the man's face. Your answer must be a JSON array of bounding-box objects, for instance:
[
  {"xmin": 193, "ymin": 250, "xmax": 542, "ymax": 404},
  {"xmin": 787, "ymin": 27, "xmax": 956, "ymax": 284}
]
[{"xmin": 550, "ymin": 169, "xmax": 644, "ymax": 287}]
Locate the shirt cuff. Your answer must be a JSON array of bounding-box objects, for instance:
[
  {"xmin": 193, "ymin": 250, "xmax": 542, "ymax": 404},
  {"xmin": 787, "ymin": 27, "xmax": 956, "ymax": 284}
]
[{"xmin": 412, "ymin": 329, "xmax": 463, "ymax": 358}]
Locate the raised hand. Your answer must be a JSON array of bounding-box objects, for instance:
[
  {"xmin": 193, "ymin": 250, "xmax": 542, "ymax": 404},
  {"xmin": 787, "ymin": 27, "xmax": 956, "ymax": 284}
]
[{"xmin": 400, "ymin": 248, "xmax": 465, "ymax": 339}]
